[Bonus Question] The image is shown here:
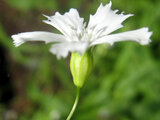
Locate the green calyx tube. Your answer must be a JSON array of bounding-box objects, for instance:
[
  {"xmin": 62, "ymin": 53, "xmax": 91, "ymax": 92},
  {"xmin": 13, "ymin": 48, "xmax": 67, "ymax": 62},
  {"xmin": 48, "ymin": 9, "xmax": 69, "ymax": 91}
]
[{"xmin": 70, "ymin": 50, "xmax": 93, "ymax": 88}]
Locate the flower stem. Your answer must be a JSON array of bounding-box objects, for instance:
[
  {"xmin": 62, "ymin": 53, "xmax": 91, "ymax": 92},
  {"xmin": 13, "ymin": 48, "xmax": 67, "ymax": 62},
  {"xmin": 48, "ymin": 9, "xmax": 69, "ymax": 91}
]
[{"xmin": 66, "ymin": 87, "xmax": 80, "ymax": 120}]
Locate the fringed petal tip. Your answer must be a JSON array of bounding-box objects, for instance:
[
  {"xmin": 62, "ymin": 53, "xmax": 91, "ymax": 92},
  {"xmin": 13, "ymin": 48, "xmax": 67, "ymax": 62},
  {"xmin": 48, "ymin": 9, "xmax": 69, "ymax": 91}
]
[
  {"xmin": 42, "ymin": 14, "xmax": 49, "ymax": 18},
  {"xmin": 42, "ymin": 14, "xmax": 51, "ymax": 24},
  {"xmin": 49, "ymin": 47, "xmax": 67, "ymax": 59},
  {"xmin": 11, "ymin": 34, "xmax": 25, "ymax": 47},
  {"xmin": 138, "ymin": 27, "xmax": 153, "ymax": 45},
  {"xmin": 99, "ymin": 0, "xmax": 112, "ymax": 7},
  {"xmin": 88, "ymin": 1, "xmax": 134, "ymax": 38}
]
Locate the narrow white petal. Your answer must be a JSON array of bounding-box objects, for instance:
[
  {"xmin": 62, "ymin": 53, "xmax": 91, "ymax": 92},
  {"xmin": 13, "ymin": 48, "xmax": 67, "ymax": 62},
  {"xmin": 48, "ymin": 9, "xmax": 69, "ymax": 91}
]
[
  {"xmin": 11, "ymin": 31, "xmax": 65, "ymax": 47},
  {"xmin": 43, "ymin": 9, "xmax": 84, "ymax": 41},
  {"xmin": 87, "ymin": 1, "xmax": 133, "ymax": 39},
  {"xmin": 91, "ymin": 28, "xmax": 152, "ymax": 46},
  {"xmin": 50, "ymin": 42, "xmax": 89, "ymax": 59}
]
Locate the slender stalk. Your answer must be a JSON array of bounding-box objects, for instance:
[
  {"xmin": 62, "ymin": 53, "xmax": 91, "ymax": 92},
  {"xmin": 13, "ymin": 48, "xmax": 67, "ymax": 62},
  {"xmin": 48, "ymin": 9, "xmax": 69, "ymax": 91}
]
[{"xmin": 66, "ymin": 87, "xmax": 80, "ymax": 120}]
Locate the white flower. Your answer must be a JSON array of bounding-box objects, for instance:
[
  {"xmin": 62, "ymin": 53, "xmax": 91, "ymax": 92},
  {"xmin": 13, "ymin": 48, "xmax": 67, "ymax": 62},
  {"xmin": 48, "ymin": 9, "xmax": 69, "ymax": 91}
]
[{"xmin": 11, "ymin": 1, "xmax": 152, "ymax": 59}]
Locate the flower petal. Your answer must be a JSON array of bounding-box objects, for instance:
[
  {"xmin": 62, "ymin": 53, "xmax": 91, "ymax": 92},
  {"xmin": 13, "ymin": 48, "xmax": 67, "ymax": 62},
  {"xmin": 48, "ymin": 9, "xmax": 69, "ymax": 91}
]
[
  {"xmin": 11, "ymin": 31, "xmax": 65, "ymax": 47},
  {"xmin": 50, "ymin": 42, "xmax": 89, "ymax": 59},
  {"xmin": 91, "ymin": 27, "xmax": 152, "ymax": 46},
  {"xmin": 43, "ymin": 8, "xmax": 85, "ymax": 41},
  {"xmin": 87, "ymin": 1, "xmax": 133, "ymax": 39}
]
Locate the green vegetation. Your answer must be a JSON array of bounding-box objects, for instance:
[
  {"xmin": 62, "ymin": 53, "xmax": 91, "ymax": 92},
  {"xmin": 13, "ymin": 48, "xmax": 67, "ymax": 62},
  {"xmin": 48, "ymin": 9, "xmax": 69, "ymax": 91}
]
[{"xmin": 0, "ymin": 0, "xmax": 160, "ymax": 120}]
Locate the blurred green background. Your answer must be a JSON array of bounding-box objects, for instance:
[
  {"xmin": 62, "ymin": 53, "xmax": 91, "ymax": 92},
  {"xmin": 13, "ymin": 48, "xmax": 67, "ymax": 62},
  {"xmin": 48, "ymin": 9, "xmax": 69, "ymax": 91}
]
[{"xmin": 0, "ymin": 0, "xmax": 160, "ymax": 120}]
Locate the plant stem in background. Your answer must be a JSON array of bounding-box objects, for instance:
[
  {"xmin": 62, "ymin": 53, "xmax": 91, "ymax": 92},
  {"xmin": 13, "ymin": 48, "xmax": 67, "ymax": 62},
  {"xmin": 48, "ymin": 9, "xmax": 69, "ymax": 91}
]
[{"xmin": 66, "ymin": 87, "xmax": 80, "ymax": 120}]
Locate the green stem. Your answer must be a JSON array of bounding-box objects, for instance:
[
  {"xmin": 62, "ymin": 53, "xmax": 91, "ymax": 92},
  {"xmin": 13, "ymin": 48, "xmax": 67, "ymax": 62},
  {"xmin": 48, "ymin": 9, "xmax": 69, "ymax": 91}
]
[{"xmin": 66, "ymin": 87, "xmax": 80, "ymax": 120}]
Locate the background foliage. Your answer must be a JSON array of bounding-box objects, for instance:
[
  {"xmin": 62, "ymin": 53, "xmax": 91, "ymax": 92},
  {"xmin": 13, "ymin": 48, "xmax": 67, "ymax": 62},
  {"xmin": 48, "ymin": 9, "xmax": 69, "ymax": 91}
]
[{"xmin": 0, "ymin": 0, "xmax": 160, "ymax": 120}]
